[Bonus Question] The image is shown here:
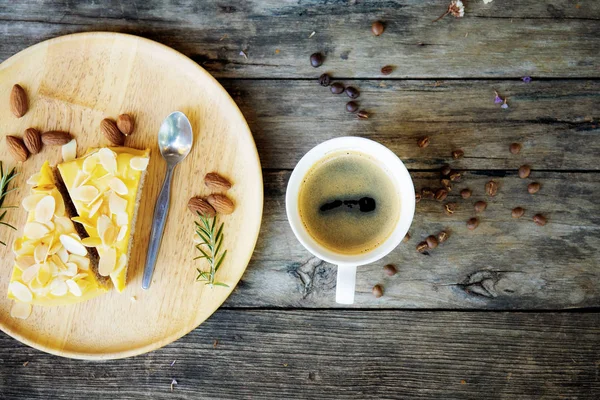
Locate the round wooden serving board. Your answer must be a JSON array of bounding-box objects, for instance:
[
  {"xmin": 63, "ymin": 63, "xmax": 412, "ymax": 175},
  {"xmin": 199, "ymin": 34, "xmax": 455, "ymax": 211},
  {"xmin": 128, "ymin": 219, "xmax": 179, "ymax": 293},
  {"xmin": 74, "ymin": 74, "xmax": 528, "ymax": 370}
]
[{"xmin": 0, "ymin": 33, "xmax": 263, "ymax": 359}]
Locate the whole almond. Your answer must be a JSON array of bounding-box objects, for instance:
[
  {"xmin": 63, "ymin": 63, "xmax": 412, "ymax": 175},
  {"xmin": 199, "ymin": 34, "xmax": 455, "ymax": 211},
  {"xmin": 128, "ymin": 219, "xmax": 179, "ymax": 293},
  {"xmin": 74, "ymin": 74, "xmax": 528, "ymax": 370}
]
[
  {"xmin": 101, "ymin": 118, "xmax": 125, "ymax": 145},
  {"xmin": 10, "ymin": 84, "xmax": 28, "ymax": 118},
  {"xmin": 116, "ymin": 114, "xmax": 135, "ymax": 136},
  {"xmin": 188, "ymin": 197, "xmax": 216, "ymax": 217},
  {"xmin": 204, "ymin": 172, "xmax": 232, "ymax": 191},
  {"xmin": 207, "ymin": 194, "xmax": 234, "ymax": 215},
  {"xmin": 41, "ymin": 131, "xmax": 72, "ymax": 146},
  {"xmin": 23, "ymin": 128, "xmax": 42, "ymax": 154},
  {"xmin": 6, "ymin": 136, "xmax": 29, "ymax": 162}
]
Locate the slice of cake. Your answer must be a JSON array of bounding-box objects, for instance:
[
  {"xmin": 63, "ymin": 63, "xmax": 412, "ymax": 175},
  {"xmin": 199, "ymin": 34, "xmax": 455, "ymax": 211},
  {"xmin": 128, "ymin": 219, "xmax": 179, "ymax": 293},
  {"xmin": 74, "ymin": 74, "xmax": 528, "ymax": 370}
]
[
  {"xmin": 8, "ymin": 162, "xmax": 108, "ymax": 311},
  {"xmin": 57, "ymin": 147, "xmax": 150, "ymax": 292}
]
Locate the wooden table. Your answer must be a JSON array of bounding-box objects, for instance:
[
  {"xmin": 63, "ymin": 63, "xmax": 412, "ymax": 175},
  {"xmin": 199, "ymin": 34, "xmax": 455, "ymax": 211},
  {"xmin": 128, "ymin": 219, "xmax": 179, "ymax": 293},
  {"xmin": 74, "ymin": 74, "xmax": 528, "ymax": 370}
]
[{"xmin": 1, "ymin": 1, "xmax": 599, "ymax": 398}]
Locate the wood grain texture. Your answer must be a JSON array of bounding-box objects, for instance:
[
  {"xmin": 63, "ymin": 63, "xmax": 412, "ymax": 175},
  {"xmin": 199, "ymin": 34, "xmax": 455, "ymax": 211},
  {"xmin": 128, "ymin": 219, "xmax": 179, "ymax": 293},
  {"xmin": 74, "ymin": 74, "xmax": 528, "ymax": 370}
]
[
  {"xmin": 225, "ymin": 170, "xmax": 600, "ymax": 309},
  {"xmin": 0, "ymin": 33, "xmax": 262, "ymax": 359},
  {"xmin": 1, "ymin": 310, "xmax": 599, "ymax": 399},
  {"xmin": 0, "ymin": 1, "xmax": 599, "ymax": 78},
  {"xmin": 222, "ymin": 79, "xmax": 600, "ymax": 170}
]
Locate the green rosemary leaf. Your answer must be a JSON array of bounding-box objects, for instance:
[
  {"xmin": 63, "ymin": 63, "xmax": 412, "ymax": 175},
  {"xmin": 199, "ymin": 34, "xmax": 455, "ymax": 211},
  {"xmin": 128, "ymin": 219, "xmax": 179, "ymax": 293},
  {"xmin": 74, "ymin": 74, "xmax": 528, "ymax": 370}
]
[
  {"xmin": 214, "ymin": 249, "xmax": 227, "ymax": 272},
  {"xmin": 0, "ymin": 221, "xmax": 16, "ymax": 230},
  {"xmin": 194, "ymin": 214, "xmax": 228, "ymax": 286},
  {"xmin": 197, "ymin": 247, "xmax": 211, "ymax": 260},
  {"xmin": 213, "ymin": 282, "xmax": 229, "ymax": 288}
]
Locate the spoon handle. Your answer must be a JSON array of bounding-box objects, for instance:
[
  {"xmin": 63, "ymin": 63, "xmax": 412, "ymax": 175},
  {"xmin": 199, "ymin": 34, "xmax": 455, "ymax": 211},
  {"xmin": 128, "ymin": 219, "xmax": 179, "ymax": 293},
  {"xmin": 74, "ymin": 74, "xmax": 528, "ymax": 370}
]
[{"xmin": 142, "ymin": 165, "xmax": 175, "ymax": 289}]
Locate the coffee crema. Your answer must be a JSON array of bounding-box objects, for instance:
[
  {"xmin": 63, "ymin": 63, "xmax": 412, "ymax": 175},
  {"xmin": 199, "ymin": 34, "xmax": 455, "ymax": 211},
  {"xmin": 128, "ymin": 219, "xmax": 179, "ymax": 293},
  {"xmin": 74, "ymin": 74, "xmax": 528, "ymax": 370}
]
[{"xmin": 298, "ymin": 151, "xmax": 400, "ymax": 255}]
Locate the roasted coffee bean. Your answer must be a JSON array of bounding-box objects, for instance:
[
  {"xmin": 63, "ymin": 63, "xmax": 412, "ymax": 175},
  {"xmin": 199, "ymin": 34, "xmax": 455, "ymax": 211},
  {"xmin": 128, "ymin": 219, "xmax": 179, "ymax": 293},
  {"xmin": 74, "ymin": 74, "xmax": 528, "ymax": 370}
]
[
  {"xmin": 509, "ymin": 142, "xmax": 522, "ymax": 154},
  {"xmin": 310, "ymin": 52, "xmax": 323, "ymax": 67},
  {"xmin": 467, "ymin": 217, "xmax": 479, "ymax": 230},
  {"xmin": 449, "ymin": 171, "xmax": 462, "ymax": 182},
  {"xmin": 417, "ymin": 136, "xmax": 430, "ymax": 148},
  {"xmin": 372, "ymin": 284, "xmax": 384, "ymax": 298},
  {"xmin": 346, "ymin": 101, "xmax": 359, "ymax": 113},
  {"xmin": 437, "ymin": 231, "xmax": 449, "ymax": 243},
  {"xmin": 403, "ymin": 232, "xmax": 411, "ymax": 242},
  {"xmin": 383, "ymin": 264, "xmax": 397, "ymax": 276},
  {"xmin": 441, "ymin": 179, "xmax": 452, "ymax": 192},
  {"xmin": 345, "ymin": 86, "xmax": 360, "ymax": 99},
  {"xmin": 426, "ymin": 235, "xmax": 438, "ymax": 249},
  {"xmin": 486, "ymin": 180, "xmax": 498, "ymax": 196},
  {"xmin": 318, "ymin": 73, "xmax": 331, "ymax": 86},
  {"xmin": 441, "ymin": 164, "xmax": 452, "ymax": 176},
  {"xmin": 528, "ymin": 182, "xmax": 541, "ymax": 194},
  {"xmin": 357, "ymin": 110, "xmax": 370, "ymax": 119},
  {"xmin": 512, "ymin": 207, "xmax": 525, "ymax": 218},
  {"xmin": 371, "ymin": 21, "xmax": 384, "ymax": 36},
  {"xmin": 434, "ymin": 188, "xmax": 448, "ymax": 201},
  {"xmin": 416, "ymin": 241, "xmax": 429, "ymax": 252},
  {"xmin": 330, "ymin": 82, "xmax": 345, "ymax": 94},
  {"xmin": 474, "ymin": 201, "xmax": 487, "ymax": 212},
  {"xmin": 444, "ymin": 202, "xmax": 457, "ymax": 215},
  {"xmin": 452, "ymin": 149, "xmax": 464, "ymax": 159},
  {"xmin": 533, "ymin": 214, "xmax": 547, "ymax": 226},
  {"xmin": 381, "ymin": 65, "xmax": 394, "ymax": 75},
  {"xmin": 518, "ymin": 165, "xmax": 531, "ymax": 179},
  {"xmin": 460, "ymin": 188, "xmax": 472, "ymax": 199},
  {"xmin": 422, "ymin": 188, "xmax": 434, "ymax": 199}
]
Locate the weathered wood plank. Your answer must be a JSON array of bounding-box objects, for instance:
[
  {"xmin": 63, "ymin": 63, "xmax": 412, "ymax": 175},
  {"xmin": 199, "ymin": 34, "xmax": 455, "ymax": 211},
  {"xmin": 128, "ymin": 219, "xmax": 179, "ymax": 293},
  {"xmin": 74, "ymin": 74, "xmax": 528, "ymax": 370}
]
[
  {"xmin": 1, "ymin": 310, "xmax": 598, "ymax": 399},
  {"xmin": 1, "ymin": 1, "xmax": 599, "ymax": 78},
  {"xmin": 224, "ymin": 170, "xmax": 600, "ymax": 309},
  {"xmin": 222, "ymin": 79, "xmax": 600, "ymax": 170}
]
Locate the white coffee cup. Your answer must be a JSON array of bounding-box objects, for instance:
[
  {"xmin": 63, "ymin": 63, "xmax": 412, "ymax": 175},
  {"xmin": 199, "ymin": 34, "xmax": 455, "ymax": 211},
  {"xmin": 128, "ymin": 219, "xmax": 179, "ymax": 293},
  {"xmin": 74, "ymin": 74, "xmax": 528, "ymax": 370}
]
[{"xmin": 286, "ymin": 137, "xmax": 415, "ymax": 304}]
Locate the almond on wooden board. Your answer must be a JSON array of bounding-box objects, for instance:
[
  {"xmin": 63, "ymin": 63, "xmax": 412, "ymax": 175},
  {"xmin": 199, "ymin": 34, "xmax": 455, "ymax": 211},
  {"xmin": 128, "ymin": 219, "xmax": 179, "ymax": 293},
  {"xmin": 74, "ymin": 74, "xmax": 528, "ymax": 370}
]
[
  {"xmin": 23, "ymin": 128, "xmax": 42, "ymax": 154},
  {"xmin": 101, "ymin": 118, "xmax": 125, "ymax": 145},
  {"xmin": 188, "ymin": 197, "xmax": 216, "ymax": 217},
  {"xmin": 10, "ymin": 84, "xmax": 28, "ymax": 118},
  {"xmin": 116, "ymin": 114, "xmax": 134, "ymax": 135},
  {"xmin": 207, "ymin": 194, "xmax": 234, "ymax": 215},
  {"xmin": 204, "ymin": 172, "xmax": 232, "ymax": 191},
  {"xmin": 41, "ymin": 131, "xmax": 72, "ymax": 146},
  {"xmin": 6, "ymin": 135, "xmax": 29, "ymax": 162}
]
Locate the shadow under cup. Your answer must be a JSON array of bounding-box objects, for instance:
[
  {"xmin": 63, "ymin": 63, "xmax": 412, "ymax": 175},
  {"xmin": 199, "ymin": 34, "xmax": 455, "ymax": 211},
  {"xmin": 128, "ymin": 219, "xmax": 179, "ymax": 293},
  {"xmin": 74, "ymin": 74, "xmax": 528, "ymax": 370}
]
[{"xmin": 286, "ymin": 137, "xmax": 415, "ymax": 304}]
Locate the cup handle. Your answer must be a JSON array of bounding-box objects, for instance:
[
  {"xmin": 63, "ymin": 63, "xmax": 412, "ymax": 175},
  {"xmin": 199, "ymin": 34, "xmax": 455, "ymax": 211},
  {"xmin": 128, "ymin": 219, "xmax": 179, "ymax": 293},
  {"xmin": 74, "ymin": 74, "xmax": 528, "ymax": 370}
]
[{"xmin": 336, "ymin": 265, "xmax": 357, "ymax": 304}]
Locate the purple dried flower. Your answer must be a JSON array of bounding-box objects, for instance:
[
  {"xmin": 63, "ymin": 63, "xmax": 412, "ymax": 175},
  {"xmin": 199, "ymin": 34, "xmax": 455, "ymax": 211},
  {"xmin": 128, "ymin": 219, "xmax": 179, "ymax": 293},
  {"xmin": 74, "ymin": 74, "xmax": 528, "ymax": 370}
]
[
  {"xmin": 494, "ymin": 91, "xmax": 503, "ymax": 104},
  {"xmin": 522, "ymin": 76, "xmax": 532, "ymax": 83}
]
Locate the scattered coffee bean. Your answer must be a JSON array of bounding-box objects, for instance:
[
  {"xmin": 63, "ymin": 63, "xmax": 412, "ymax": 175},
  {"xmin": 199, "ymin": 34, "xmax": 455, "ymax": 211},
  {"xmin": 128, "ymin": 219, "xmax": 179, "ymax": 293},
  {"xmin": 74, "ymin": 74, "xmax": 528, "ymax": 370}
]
[
  {"xmin": 403, "ymin": 232, "xmax": 411, "ymax": 242},
  {"xmin": 528, "ymin": 182, "xmax": 541, "ymax": 194},
  {"xmin": 372, "ymin": 284, "xmax": 384, "ymax": 298},
  {"xmin": 460, "ymin": 188, "xmax": 472, "ymax": 199},
  {"xmin": 357, "ymin": 110, "xmax": 370, "ymax": 119},
  {"xmin": 441, "ymin": 179, "xmax": 452, "ymax": 192},
  {"xmin": 452, "ymin": 149, "xmax": 464, "ymax": 159},
  {"xmin": 383, "ymin": 264, "xmax": 397, "ymax": 276},
  {"xmin": 422, "ymin": 188, "xmax": 434, "ymax": 199},
  {"xmin": 485, "ymin": 180, "xmax": 498, "ymax": 196},
  {"xmin": 441, "ymin": 164, "xmax": 452, "ymax": 176},
  {"xmin": 437, "ymin": 230, "xmax": 449, "ymax": 243},
  {"xmin": 415, "ymin": 193, "xmax": 422, "ymax": 203},
  {"xmin": 318, "ymin": 73, "xmax": 331, "ymax": 86},
  {"xmin": 474, "ymin": 201, "xmax": 487, "ymax": 213},
  {"xmin": 417, "ymin": 136, "xmax": 430, "ymax": 148},
  {"xmin": 434, "ymin": 188, "xmax": 448, "ymax": 201},
  {"xmin": 371, "ymin": 21, "xmax": 384, "ymax": 36},
  {"xmin": 449, "ymin": 171, "xmax": 462, "ymax": 182},
  {"xmin": 509, "ymin": 142, "xmax": 522, "ymax": 154},
  {"xmin": 467, "ymin": 217, "xmax": 479, "ymax": 230},
  {"xmin": 512, "ymin": 207, "xmax": 525, "ymax": 218},
  {"xmin": 416, "ymin": 241, "xmax": 429, "ymax": 252},
  {"xmin": 345, "ymin": 86, "xmax": 360, "ymax": 99},
  {"xmin": 518, "ymin": 165, "xmax": 531, "ymax": 179},
  {"xmin": 426, "ymin": 235, "xmax": 438, "ymax": 249},
  {"xmin": 346, "ymin": 101, "xmax": 359, "ymax": 113},
  {"xmin": 381, "ymin": 65, "xmax": 394, "ymax": 75},
  {"xmin": 330, "ymin": 82, "xmax": 345, "ymax": 94},
  {"xmin": 533, "ymin": 214, "xmax": 547, "ymax": 226},
  {"xmin": 310, "ymin": 52, "xmax": 323, "ymax": 67},
  {"xmin": 444, "ymin": 202, "xmax": 457, "ymax": 215}
]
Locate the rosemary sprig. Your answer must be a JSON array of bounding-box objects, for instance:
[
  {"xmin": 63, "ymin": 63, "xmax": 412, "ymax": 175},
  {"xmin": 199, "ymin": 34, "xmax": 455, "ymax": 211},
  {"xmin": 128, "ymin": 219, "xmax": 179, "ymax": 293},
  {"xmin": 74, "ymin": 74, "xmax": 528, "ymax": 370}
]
[
  {"xmin": 0, "ymin": 161, "xmax": 18, "ymax": 246},
  {"xmin": 194, "ymin": 213, "xmax": 228, "ymax": 287}
]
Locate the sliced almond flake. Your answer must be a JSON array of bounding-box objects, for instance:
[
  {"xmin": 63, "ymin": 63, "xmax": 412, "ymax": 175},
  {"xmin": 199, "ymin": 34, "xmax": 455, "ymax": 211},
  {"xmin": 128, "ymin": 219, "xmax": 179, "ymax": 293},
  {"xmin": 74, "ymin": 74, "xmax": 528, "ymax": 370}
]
[
  {"xmin": 57, "ymin": 247, "xmax": 69, "ymax": 263},
  {"xmin": 43, "ymin": 221, "xmax": 55, "ymax": 232},
  {"xmin": 108, "ymin": 177, "xmax": 128, "ymax": 195},
  {"xmin": 65, "ymin": 279, "xmax": 82, "ymax": 296},
  {"xmin": 14, "ymin": 241, "xmax": 37, "ymax": 257},
  {"xmin": 28, "ymin": 277, "xmax": 48, "ymax": 295},
  {"xmin": 64, "ymin": 262, "xmax": 78, "ymax": 277},
  {"xmin": 116, "ymin": 212, "xmax": 129, "ymax": 226},
  {"xmin": 54, "ymin": 216, "xmax": 73, "ymax": 233},
  {"xmin": 69, "ymin": 254, "xmax": 90, "ymax": 271},
  {"xmin": 71, "ymin": 185, "xmax": 99, "ymax": 203},
  {"xmin": 98, "ymin": 148, "xmax": 117, "ymax": 175},
  {"xmin": 72, "ymin": 272, "xmax": 88, "ymax": 281},
  {"xmin": 59, "ymin": 234, "xmax": 87, "ymax": 256},
  {"xmin": 108, "ymin": 192, "xmax": 127, "ymax": 215},
  {"xmin": 24, "ymin": 222, "xmax": 50, "ymax": 239},
  {"xmin": 38, "ymin": 262, "xmax": 52, "ymax": 285},
  {"xmin": 51, "ymin": 254, "xmax": 66, "ymax": 271},
  {"xmin": 51, "ymin": 189, "xmax": 66, "ymax": 216},
  {"xmin": 21, "ymin": 264, "xmax": 41, "ymax": 283},
  {"xmin": 48, "ymin": 237, "xmax": 63, "ymax": 255},
  {"xmin": 82, "ymin": 154, "xmax": 98, "ymax": 174},
  {"xmin": 61, "ymin": 139, "xmax": 77, "ymax": 162},
  {"xmin": 22, "ymin": 194, "xmax": 46, "ymax": 212},
  {"xmin": 102, "ymin": 225, "xmax": 117, "ymax": 246},
  {"xmin": 71, "ymin": 170, "xmax": 88, "ymax": 189},
  {"xmin": 9, "ymin": 281, "xmax": 33, "ymax": 302},
  {"xmin": 34, "ymin": 243, "xmax": 50, "ymax": 264},
  {"xmin": 98, "ymin": 247, "xmax": 117, "ymax": 276},
  {"xmin": 11, "ymin": 301, "xmax": 32, "ymax": 319},
  {"xmin": 26, "ymin": 172, "xmax": 41, "ymax": 185},
  {"xmin": 130, "ymin": 156, "xmax": 149, "ymax": 171},
  {"xmin": 109, "ymin": 254, "xmax": 127, "ymax": 281},
  {"xmin": 96, "ymin": 173, "xmax": 111, "ymax": 181},
  {"xmin": 49, "ymin": 278, "xmax": 68, "ymax": 296},
  {"xmin": 88, "ymin": 197, "xmax": 103, "ymax": 218},
  {"xmin": 85, "ymin": 190, "xmax": 105, "ymax": 208},
  {"xmin": 34, "ymin": 196, "xmax": 55, "ymax": 224},
  {"xmin": 71, "ymin": 216, "xmax": 94, "ymax": 229},
  {"xmin": 116, "ymin": 225, "xmax": 128, "ymax": 242},
  {"xmin": 97, "ymin": 215, "xmax": 112, "ymax": 239},
  {"xmin": 81, "ymin": 237, "xmax": 102, "ymax": 247}
]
